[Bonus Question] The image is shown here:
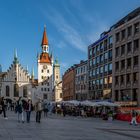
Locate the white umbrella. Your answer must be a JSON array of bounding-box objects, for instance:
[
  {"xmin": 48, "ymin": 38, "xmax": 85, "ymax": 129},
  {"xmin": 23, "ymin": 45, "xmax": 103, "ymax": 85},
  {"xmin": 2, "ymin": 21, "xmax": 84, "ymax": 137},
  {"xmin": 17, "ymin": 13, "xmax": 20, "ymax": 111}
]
[
  {"xmin": 66, "ymin": 100, "xmax": 81, "ymax": 106},
  {"xmin": 81, "ymin": 100, "xmax": 100, "ymax": 107},
  {"xmin": 97, "ymin": 101, "xmax": 119, "ymax": 107}
]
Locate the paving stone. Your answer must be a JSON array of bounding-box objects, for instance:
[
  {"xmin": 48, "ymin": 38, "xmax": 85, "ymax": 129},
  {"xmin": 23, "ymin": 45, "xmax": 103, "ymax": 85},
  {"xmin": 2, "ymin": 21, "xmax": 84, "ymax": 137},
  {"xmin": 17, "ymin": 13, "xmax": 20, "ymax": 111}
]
[{"xmin": 0, "ymin": 111, "xmax": 140, "ymax": 140}]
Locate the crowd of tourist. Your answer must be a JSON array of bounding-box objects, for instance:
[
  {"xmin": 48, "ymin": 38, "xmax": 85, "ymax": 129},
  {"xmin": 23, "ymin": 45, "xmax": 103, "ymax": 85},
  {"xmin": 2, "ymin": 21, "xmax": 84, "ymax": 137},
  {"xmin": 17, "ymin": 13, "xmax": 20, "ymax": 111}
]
[
  {"xmin": 0, "ymin": 97, "xmax": 139, "ymax": 126},
  {"xmin": 0, "ymin": 97, "xmax": 49, "ymax": 123}
]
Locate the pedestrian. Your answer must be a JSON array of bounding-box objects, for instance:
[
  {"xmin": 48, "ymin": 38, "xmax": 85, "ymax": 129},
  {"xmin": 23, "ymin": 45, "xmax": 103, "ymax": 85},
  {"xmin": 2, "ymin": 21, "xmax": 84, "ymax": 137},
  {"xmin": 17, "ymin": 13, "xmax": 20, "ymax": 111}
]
[
  {"xmin": 35, "ymin": 98, "xmax": 43, "ymax": 123},
  {"xmin": 7, "ymin": 102, "xmax": 10, "ymax": 110},
  {"xmin": 11, "ymin": 102, "xmax": 14, "ymax": 111},
  {"xmin": 108, "ymin": 110, "xmax": 113, "ymax": 121},
  {"xmin": 0, "ymin": 97, "xmax": 8, "ymax": 119},
  {"xmin": 25, "ymin": 99, "xmax": 33, "ymax": 123},
  {"xmin": 43, "ymin": 102, "xmax": 48, "ymax": 118},
  {"xmin": 16, "ymin": 97, "xmax": 24, "ymax": 123},
  {"xmin": 130, "ymin": 110, "xmax": 138, "ymax": 126}
]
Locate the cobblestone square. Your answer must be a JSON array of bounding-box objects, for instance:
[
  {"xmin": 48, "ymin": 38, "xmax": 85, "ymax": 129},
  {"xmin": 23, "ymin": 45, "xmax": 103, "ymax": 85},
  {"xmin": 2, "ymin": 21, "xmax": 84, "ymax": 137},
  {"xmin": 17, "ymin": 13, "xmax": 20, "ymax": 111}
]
[{"xmin": 0, "ymin": 111, "xmax": 140, "ymax": 140}]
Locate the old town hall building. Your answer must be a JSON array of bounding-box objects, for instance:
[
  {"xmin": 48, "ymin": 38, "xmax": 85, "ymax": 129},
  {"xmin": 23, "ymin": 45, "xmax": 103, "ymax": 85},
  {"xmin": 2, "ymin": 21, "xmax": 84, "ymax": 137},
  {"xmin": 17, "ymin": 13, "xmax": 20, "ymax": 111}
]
[{"xmin": 0, "ymin": 27, "xmax": 62, "ymax": 103}]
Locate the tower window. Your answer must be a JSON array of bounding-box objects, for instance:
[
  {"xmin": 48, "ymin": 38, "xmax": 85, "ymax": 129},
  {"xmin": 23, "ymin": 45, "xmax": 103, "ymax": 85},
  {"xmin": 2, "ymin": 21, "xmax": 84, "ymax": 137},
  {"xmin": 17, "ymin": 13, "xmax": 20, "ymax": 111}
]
[
  {"xmin": 47, "ymin": 70, "xmax": 49, "ymax": 73},
  {"xmin": 42, "ymin": 70, "xmax": 44, "ymax": 73},
  {"xmin": 44, "ymin": 46, "xmax": 46, "ymax": 51}
]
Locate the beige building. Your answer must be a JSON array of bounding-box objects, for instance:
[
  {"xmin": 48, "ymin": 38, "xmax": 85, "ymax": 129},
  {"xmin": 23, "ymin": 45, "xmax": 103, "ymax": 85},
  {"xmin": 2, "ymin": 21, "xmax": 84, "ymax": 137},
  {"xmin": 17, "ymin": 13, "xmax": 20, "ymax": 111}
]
[
  {"xmin": 0, "ymin": 65, "xmax": 7, "ymax": 97},
  {"xmin": 112, "ymin": 7, "xmax": 140, "ymax": 106},
  {"xmin": 37, "ymin": 27, "xmax": 53, "ymax": 101},
  {"xmin": 75, "ymin": 60, "xmax": 88, "ymax": 100},
  {"xmin": 1, "ymin": 52, "xmax": 32, "ymax": 101},
  {"xmin": 53, "ymin": 59, "xmax": 62, "ymax": 102}
]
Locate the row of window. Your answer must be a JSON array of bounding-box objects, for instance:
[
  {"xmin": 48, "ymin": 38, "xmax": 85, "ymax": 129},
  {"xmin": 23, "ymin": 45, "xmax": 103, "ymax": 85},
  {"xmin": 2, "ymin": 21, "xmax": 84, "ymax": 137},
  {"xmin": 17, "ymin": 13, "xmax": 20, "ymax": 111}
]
[
  {"xmin": 89, "ymin": 76, "xmax": 112, "ymax": 87},
  {"xmin": 89, "ymin": 63, "xmax": 112, "ymax": 77},
  {"xmin": 76, "ymin": 65, "xmax": 87, "ymax": 75},
  {"xmin": 89, "ymin": 36, "xmax": 113, "ymax": 57},
  {"xmin": 115, "ymin": 39, "xmax": 139, "ymax": 57},
  {"xmin": 5, "ymin": 85, "xmax": 27, "ymax": 97},
  {"xmin": 41, "ymin": 69, "xmax": 49, "ymax": 73},
  {"xmin": 115, "ymin": 56, "xmax": 139, "ymax": 71},
  {"xmin": 41, "ymin": 76, "xmax": 50, "ymax": 80},
  {"xmin": 75, "ymin": 84, "xmax": 87, "ymax": 91},
  {"xmin": 115, "ymin": 22, "xmax": 139, "ymax": 42},
  {"xmin": 115, "ymin": 73, "xmax": 138, "ymax": 85},
  {"xmin": 76, "ymin": 75, "xmax": 87, "ymax": 83},
  {"xmin": 115, "ymin": 89, "xmax": 138, "ymax": 101},
  {"xmin": 41, "ymin": 88, "xmax": 50, "ymax": 92},
  {"xmin": 89, "ymin": 50, "xmax": 112, "ymax": 67},
  {"xmin": 41, "ymin": 82, "xmax": 49, "ymax": 86}
]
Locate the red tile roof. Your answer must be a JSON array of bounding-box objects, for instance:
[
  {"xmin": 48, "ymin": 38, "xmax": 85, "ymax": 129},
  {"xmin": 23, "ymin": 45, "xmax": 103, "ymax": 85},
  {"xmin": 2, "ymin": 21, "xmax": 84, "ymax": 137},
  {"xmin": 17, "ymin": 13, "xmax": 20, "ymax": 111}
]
[
  {"xmin": 39, "ymin": 53, "xmax": 51, "ymax": 64},
  {"xmin": 41, "ymin": 27, "xmax": 48, "ymax": 46}
]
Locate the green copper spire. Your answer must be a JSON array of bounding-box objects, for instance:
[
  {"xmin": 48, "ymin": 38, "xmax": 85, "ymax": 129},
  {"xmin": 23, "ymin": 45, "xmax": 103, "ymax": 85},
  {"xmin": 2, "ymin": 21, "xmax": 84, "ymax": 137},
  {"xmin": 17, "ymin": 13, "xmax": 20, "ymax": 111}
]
[
  {"xmin": 13, "ymin": 49, "xmax": 19, "ymax": 64},
  {"xmin": 54, "ymin": 57, "xmax": 60, "ymax": 66}
]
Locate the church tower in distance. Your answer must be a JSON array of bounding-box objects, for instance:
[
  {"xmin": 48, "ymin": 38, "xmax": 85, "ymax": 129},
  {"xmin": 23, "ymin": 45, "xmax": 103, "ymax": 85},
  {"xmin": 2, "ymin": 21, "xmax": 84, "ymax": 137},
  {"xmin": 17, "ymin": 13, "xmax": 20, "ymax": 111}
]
[{"xmin": 37, "ymin": 26, "xmax": 53, "ymax": 100}]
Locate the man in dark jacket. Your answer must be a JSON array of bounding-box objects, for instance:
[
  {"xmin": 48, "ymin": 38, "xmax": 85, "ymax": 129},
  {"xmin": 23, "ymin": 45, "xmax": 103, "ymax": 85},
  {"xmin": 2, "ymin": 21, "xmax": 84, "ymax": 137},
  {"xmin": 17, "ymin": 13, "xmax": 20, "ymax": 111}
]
[
  {"xmin": 0, "ymin": 97, "xmax": 8, "ymax": 119},
  {"xmin": 25, "ymin": 99, "xmax": 33, "ymax": 123}
]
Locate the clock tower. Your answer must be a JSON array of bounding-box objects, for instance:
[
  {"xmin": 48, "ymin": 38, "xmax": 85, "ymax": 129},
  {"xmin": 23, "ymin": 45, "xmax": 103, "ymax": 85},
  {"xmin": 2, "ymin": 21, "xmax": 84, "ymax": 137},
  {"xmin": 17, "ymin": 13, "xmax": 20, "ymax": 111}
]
[{"xmin": 37, "ymin": 26, "xmax": 53, "ymax": 100}]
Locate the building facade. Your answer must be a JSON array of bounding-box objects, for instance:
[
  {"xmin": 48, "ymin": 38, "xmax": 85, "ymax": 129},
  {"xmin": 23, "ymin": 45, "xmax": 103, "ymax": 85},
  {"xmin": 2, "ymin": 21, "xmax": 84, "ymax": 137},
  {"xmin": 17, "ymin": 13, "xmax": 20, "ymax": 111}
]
[
  {"xmin": 37, "ymin": 27, "xmax": 53, "ymax": 101},
  {"xmin": 62, "ymin": 66, "xmax": 76, "ymax": 101},
  {"xmin": 88, "ymin": 32, "xmax": 113, "ymax": 100},
  {"xmin": 0, "ymin": 65, "xmax": 7, "ymax": 97},
  {"xmin": 75, "ymin": 60, "xmax": 88, "ymax": 101},
  {"xmin": 52, "ymin": 59, "xmax": 62, "ymax": 102},
  {"xmin": 112, "ymin": 7, "xmax": 140, "ymax": 106},
  {"xmin": 1, "ymin": 26, "xmax": 61, "ymax": 103},
  {"xmin": 1, "ymin": 52, "xmax": 32, "ymax": 101}
]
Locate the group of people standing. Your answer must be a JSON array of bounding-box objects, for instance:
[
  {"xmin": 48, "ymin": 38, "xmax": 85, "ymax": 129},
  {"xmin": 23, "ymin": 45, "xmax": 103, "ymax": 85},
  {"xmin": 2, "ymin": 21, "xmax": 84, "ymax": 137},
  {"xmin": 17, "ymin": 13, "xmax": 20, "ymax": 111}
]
[
  {"xmin": 0, "ymin": 97, "xmax": 49, "ymax": 123},
  {"xmin": 15, "ymin": 97, "xmax": 33, "ymax": 123}
]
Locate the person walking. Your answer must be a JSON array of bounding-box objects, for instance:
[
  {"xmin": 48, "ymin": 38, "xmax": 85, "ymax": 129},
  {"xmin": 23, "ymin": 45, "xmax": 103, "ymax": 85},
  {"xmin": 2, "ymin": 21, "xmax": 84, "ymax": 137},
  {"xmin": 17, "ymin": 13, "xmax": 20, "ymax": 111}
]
[
  {"xmin": 43, "ymin": 102, "xmax": 48, "ymax": 118},
  {"xmin": 25, "ymin": 99, "xmax": 33, "ymax": 123},
  {"xmin": 130, "ymin": 110, "xmax": 138, "ymax": 126},
  {"xmin": 35, "ymin": 99, "xmax": 43, "ymax": 123},
  {"xmin": 0, "ymin": 97, "xmax": 8, "ymax": 119},
  {"xmin": 16, "ymin": 97, "xmax": 24, "ymax": 123}
]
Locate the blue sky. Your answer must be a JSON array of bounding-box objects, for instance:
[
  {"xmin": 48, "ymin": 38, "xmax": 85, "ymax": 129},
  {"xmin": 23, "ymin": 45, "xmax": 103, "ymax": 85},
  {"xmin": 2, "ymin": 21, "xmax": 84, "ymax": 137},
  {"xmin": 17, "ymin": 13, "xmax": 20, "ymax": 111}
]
[{"xmin": 0, "ymin": 0, "xmax": 140, "ymax": 77}]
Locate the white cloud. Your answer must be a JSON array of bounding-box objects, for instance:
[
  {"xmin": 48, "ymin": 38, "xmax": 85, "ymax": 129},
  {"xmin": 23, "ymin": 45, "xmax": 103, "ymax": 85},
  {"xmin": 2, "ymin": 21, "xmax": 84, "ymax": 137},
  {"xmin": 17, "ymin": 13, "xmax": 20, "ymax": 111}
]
[
  {"xmin": 41, "ymin": 3, "xmax": 110, "ymax": 53},
  {"xmin": 56, "ymin": 41, "xmax": 67, "ymax": 49},
  {"xmin": 41, "ymin": 7, "xmax": 87, "ymax": 53}
]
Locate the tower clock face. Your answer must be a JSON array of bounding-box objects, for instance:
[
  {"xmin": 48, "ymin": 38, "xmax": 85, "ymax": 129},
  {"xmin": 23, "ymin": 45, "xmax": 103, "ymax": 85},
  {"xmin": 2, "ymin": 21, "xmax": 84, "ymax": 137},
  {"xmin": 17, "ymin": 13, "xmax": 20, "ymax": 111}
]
[{"xmin": 43, "ymin": 65, "xmax": 47, "ymax": 69}]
